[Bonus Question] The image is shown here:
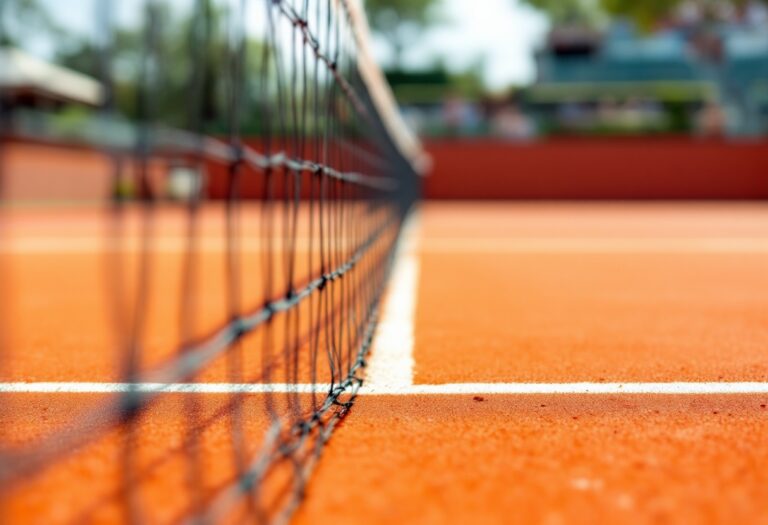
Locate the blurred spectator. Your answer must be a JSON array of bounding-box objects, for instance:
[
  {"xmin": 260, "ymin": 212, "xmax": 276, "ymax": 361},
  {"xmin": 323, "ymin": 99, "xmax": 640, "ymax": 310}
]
[
  {"xmin": 442, "ymin": 94, "xmax": 464, "ymax": 130},
  {"xmin": 490, "ymin": 101, "xmax": 535, "ymax": 140},
  {"xmin": 441, "ymin": 93, "xmax": 482, "ymax": 136},
  {"xmin": 696, "ymin": 101, "xmax": 729, "ymax": 137},
  {"xmin": 745, "ymin": 1, "xmax": 768, "ymax": 28},
  {"xmin": 677, "ymin": 1, "xmax": 703, "ymax": 28}
]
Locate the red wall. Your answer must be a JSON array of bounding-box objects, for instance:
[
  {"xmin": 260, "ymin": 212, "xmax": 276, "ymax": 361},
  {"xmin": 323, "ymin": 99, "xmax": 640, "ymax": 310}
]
[
  {"xmin": 8, "ymin": 137, "xmax": 767, "ymax": 202},
  {"xmin": 423, "ymin": 138, "xmax": 768, "ymax": 200},
  {"xmin": 2, "ymin": 141, "xmax": 113, "ymax": 202}
]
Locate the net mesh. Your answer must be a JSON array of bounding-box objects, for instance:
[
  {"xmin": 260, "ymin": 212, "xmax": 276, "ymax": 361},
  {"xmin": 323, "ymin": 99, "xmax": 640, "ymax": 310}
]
[{"xmin": 0, "ymin": 0, "xmax": 421, "ymax": 522}]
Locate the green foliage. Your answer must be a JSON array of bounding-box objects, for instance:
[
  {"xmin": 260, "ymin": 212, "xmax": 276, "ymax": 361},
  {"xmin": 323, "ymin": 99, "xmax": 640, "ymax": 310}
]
[
  {"xmin": 599, "ymin": 0, "xmax": 672, "ymax": 30},
  {"xmin": 365, "ymin": 0, "xmax": 440, "ymax": 28},
  {"xmin": 521, "ymin": 0, "xmax": 606, "ymax": 27},
  {"xmin": 0, "ymin": 0, "xmax": 62, "ymax": 46},
  {"xmin": 598, "ymin": 0, "xmax": 763, "ymax": 30},
  {"xmin": 449, "ymin": 60, "xmax": 487, "ymax": 99},
  {"xmin": 523, "ymin": 0, "xmax": 768, "ymax": 30},
  {"xmin": 364, "ymin": 0, "xmax": 442, "ymax": 67},
  {"xmin": 53, "ymin": 1, "xmax": 268, "ymax": 134},
  {"xmin": 385, "ymin": 59, "xmax": 486, "ymax": 103}
]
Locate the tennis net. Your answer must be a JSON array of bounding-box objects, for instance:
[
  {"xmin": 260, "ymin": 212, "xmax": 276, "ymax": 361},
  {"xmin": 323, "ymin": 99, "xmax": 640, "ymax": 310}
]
[{"xmin": 0, "ymin": 0, "xmax": 423, "ymax": 522}]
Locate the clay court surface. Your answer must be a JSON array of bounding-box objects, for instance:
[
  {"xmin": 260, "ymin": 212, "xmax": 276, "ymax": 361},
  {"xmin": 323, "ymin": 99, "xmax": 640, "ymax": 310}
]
[{"xmin": 2, "ymin": 202, "xmax": 768, "ymax": 523}]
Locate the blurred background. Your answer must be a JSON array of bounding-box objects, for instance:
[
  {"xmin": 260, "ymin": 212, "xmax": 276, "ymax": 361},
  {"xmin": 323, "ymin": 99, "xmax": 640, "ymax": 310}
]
[
  {"xmin": 3, "ymin": 0, "xmax": 768, "ymax": 200},
  {"xmin": 370, "ymin": 0, "xmax": 768, "ymax": 140},
  {"xmin": 365, "ymin": 0, "xmax": 768, "ymax": 199}
]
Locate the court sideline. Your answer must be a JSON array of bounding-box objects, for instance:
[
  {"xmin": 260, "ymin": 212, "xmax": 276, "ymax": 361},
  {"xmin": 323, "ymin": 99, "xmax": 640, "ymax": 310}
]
[{"xmin": 294, "ymin": 202, "xmax": 768, "ymax": 525}]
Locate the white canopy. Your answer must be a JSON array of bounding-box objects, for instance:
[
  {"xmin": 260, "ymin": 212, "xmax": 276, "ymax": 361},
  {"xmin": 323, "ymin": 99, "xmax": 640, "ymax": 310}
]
[{"xmin": 0, "ymin": 47, "xmax": 103, "ymax": 106}]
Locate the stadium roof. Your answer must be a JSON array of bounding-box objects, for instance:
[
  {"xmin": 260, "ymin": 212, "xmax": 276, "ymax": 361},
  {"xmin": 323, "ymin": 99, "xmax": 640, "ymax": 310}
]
[{"xmin": 0, "ymin": 47, "xmax": 103, "ymax": 106}]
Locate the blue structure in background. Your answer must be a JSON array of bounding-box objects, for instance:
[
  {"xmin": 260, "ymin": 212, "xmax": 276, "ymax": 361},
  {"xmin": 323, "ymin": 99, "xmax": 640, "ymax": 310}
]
[
  {"xmin": 539, "ymin": 22, "xmax": 699, "ymax": 83},
  {"xmin": 530, "ymin": 10, "xmax": 768, "ymax": 137}
]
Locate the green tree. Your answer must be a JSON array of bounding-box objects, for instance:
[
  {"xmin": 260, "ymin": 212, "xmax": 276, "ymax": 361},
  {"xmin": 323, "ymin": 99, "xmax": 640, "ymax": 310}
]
[
  {"xmin": 600, "ymin": 0, "xmax": 679, "ymax": 29},
  {"xmin": 0, "ymin": 0, "xmax": 62, "ymax": 47},
  {"xmin": 365, "ymin": 0, "xmax": 442, "ymax": 69},
  {"xmin": 521, "ymin": 0, "xmax": 605, "ymax": 27},
  {"xmin": 524, "ymin": 0, "xmax": 768, "ymax": 30},
  {"xmin": 606, "ymin": 0, "xmax": 768, "ymax": 27},
  {"xmin": 54, "ymin": 1, "xmax": 265, "ymax": 132}
]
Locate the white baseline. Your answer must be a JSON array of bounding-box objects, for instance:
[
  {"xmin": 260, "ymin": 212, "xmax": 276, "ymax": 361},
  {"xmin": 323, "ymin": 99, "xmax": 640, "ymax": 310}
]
[
  {"xmin": 6, "ymin": 216, "xmax": 767, "ymax": 397},
  {"xmin": 1, "ymin": 382, "xmax": 768, "ymax": 395}
]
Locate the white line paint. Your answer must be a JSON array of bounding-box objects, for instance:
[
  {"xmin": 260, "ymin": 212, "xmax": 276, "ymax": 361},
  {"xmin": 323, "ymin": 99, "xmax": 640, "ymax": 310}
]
[
  {"xmin": 1, "ymin": 382, "xmax": 768, "ymax": 395},
  {"xmin": 420, "ymin": 238, "xmax": 768, "ymax": 254},
  {"xmin": 361, "ymin": 382, "xmax": 768, "ymax": 395},
  {"xmin": 363, "ymin": 213, "xmax": 420, "ymax": 390}
]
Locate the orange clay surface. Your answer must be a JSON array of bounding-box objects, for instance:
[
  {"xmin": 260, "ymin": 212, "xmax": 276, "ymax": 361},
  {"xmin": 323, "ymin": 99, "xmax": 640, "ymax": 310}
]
[
  {"xmin": 1, "ymin": 204, "xmax": 392, "ymax": 385},
  {"xmin": 2, "ymin": 202, "xmax": 768, "ymax": 523}
]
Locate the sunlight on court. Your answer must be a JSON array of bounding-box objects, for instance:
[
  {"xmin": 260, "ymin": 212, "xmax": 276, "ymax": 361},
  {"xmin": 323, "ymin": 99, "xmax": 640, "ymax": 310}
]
[{"xmin": 3, "ymin": 0, "xmax": 768, "ymax": 523}]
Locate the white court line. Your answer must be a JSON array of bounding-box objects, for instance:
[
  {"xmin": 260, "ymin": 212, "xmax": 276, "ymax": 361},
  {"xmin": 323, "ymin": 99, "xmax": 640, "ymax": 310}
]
[
  {"xmin": 363, "ymin": 382, "xmax": 768, "ymax": 395},
  {"xmin": 7, "ymin": 221, "xmax": 766, "ymax": 397},
  {"xmin": 420, "ymin": 238, "xmax": 768, "ymax": 253},
  {"xmin": 363, "ymin": 213, "xmax": 420, "ymax": 390},
  {"xmin": 1, "ymin": 382, "xmax": 768, "ymax": 395}
]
